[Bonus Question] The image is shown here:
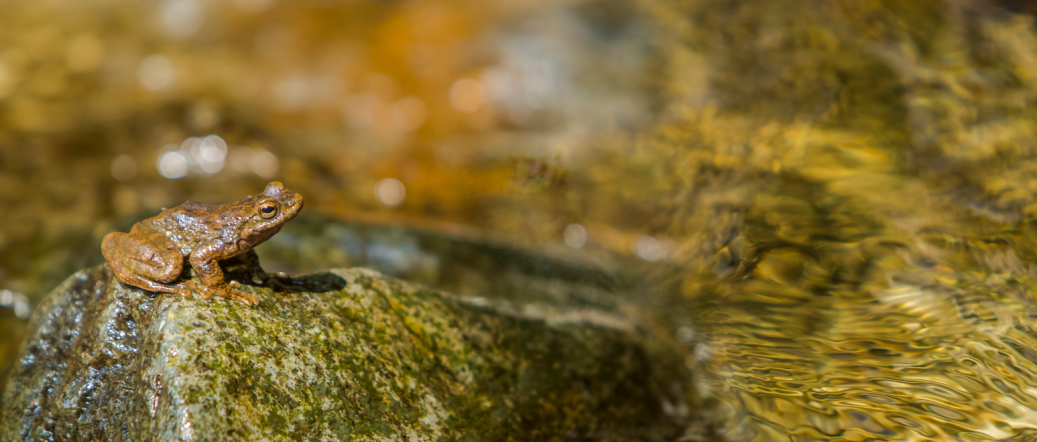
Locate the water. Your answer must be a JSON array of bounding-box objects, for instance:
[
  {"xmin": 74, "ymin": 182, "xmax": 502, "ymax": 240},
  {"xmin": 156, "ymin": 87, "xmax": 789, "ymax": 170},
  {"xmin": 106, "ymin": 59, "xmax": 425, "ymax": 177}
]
[{"xmin": 700, "ymin": 283, "xmax": 1037, "ymax": 440}]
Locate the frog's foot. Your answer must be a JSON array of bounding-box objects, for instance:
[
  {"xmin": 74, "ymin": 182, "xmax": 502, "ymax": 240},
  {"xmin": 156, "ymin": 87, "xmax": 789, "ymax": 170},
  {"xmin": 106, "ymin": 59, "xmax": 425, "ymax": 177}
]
[
  {"xmin": 171, "ymin": 283, "xmax": 197, "ymax": 299},
  {"xmin": 172, "ymin": 280, "xmax": 255, "ymax": 306},
  {"xmin": 171, "ymin": 281, "xmax": 211, "ymax": 300},
  {"xmin": 211, "ymin": 281, "xmax": 260, "ymax": 306}
]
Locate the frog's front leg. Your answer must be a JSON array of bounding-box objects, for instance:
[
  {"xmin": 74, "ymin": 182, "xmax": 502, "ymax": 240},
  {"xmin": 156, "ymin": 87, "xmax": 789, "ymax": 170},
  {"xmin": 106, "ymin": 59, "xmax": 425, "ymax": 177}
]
[
  {"xmin": 190, "ymin": 241, "xmax": 259, "ymax": 306},
  {"xmin": 238, "ymin": 249, "xmax": 290, "ymax": 284}
]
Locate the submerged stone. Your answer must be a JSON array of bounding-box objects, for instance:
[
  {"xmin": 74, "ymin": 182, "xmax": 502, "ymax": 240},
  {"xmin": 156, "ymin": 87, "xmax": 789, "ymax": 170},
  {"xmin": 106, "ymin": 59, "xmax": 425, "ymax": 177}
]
[{"xmin": 0, "ymin": 266, "xmax": 692, "ymax": 441}]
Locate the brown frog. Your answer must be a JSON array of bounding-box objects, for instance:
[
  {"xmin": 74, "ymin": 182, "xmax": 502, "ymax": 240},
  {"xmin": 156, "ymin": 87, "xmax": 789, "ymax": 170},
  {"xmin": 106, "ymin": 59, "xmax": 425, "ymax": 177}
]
[{"xmin": 102, "ymin": 182, "xmax": 304, "ymax": 306}]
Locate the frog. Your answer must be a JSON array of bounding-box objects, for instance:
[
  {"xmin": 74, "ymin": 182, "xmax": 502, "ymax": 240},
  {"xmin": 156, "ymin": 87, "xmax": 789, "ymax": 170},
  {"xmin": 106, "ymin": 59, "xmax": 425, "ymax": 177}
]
[{"xmin": 101, "ymin": 182, "xmax": 304, "ymax": 306}]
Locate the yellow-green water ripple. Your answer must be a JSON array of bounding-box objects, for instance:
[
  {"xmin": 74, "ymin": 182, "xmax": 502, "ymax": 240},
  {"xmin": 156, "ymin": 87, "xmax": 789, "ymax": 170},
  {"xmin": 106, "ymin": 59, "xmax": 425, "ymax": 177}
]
[{"xmin": 695, "ymin": 263, "xmax": 1037, "ymax": 441}]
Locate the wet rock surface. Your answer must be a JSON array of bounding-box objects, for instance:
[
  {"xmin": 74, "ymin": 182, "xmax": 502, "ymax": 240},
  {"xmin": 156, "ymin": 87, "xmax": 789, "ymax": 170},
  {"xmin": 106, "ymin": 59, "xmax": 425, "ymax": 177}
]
[{"xmin": 0, "ymin": 265, "xmax": 692, "ymax": 441}]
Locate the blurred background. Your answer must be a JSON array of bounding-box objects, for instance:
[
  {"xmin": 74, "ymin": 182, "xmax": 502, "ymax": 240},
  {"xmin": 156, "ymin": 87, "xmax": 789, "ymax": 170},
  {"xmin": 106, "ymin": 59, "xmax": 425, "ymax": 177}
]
[
  {"xmin": 9, "ymin": 0, "xmax": 1037, "ymax": 439},
  {"xmin": 0, "ymin": 0, "xmax": 668, "ymax": 287},
  {"xmin": 0, "ymin": 0, "xmax": 676, "ymax": 310}
]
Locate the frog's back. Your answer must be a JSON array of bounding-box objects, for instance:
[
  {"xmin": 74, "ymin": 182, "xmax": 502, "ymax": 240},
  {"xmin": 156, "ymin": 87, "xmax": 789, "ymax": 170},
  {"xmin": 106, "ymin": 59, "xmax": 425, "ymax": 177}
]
[{"xmin": 135, "ymin": 201, "xmax": 222, "ymax": 254}]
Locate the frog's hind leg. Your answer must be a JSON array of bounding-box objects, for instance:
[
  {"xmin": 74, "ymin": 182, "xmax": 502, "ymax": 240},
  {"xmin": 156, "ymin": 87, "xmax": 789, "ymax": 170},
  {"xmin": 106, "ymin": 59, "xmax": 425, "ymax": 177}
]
[{"xmin": 102, "ymin": 232, "xmax": 189, "ymax": 297}]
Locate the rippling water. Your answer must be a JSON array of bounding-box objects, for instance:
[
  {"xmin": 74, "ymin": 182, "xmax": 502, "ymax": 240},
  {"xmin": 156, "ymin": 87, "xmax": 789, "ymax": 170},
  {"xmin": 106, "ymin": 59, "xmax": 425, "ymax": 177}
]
[
  {"xmin": 690, "ymin": 235, "xmax": 1037, "ymax": 440},
  {"xmin": 623, "ymin": 0, "xmax": 1037, "ymax": 438}
]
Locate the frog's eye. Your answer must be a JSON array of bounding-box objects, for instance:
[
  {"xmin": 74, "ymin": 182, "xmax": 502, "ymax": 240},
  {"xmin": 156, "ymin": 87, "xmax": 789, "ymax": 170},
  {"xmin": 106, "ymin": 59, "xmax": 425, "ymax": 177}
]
[{"xmin": 259, "ymin": 202, "xmax": 278, "ymax": 219}]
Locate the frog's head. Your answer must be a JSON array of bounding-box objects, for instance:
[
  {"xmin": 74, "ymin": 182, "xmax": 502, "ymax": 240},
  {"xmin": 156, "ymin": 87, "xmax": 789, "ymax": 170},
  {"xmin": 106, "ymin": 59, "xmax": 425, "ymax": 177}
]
[{"xmin": 240, "ymin": 182, "xmax": 304, "ymax": 244}]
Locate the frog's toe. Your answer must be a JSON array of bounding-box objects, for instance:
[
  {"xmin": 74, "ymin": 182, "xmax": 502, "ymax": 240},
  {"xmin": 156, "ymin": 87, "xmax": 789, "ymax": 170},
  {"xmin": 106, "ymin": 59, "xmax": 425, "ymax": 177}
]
[
  {"xmin": 195, "ymin": 285, "xmax": 215, "ymax": 300},
  {"xmin": 230, "ymin": 290, "xmax": 260, "ymax": 306},
  {"xmin": 208, "ymin": 283, "xmax": 259, "ymax": 306},
  {"xmin": 171, "ymin": 283, "xmax": 194, "ymax": 298}
]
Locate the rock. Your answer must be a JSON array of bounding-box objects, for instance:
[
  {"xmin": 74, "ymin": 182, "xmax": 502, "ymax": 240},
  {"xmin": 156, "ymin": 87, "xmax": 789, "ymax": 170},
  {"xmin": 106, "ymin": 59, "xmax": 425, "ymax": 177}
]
[
  {"xmin": 0, "ymin": 265, "xmax": 693, "ymax": 441},
  {"xmin": 0, "ymin": 216, "xmax": 654, "ymax": 406}
]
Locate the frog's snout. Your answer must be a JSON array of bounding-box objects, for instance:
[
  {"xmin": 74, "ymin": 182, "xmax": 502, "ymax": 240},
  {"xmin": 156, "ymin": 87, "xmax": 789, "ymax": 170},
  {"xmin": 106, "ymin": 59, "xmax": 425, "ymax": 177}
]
[{"xmin": 284, "ymin": 192, "xmax": 304, "ymax": 214}]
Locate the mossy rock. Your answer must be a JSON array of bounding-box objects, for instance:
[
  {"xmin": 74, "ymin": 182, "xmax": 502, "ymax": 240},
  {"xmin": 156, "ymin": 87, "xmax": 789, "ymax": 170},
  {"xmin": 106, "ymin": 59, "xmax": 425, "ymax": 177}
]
[{"xmin": 0, "ymin": 266, "xmax": 692, "ymax": 441}]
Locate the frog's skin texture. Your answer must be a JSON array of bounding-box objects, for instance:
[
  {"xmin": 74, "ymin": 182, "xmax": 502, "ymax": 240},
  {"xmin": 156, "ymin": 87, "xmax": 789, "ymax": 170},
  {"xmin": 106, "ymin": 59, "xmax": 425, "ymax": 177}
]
[{"xmin": 101, "ymin": 182, "xmax": 303, "ymax": 306}]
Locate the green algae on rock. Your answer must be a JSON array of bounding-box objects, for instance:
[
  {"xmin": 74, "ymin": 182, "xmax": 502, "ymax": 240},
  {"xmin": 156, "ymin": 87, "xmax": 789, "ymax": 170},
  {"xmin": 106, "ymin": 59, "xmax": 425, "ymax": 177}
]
[{"xmin": 0, "ymin": 265, "xmax": 692, "ymax": 441}]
